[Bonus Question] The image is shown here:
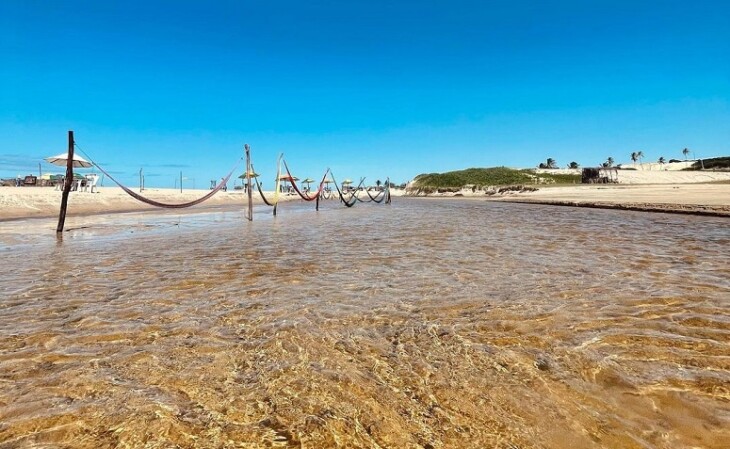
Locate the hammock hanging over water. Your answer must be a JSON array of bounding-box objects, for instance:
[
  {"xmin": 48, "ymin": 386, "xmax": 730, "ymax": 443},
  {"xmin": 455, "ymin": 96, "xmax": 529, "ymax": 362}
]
[
  {"xmin": 329, "ymin": 173, "xmax": 366, "ymax": 208},
  {"xmin": 282, "ymin": 159, "xmax": 329, "ymax": 202},
  {"xmin": 87, "ymin": 150, "xmax": 241, "ymax": 208},
  {"xmin": 251, "ymin": 163, "xmax": 276, "ymax": 207}
]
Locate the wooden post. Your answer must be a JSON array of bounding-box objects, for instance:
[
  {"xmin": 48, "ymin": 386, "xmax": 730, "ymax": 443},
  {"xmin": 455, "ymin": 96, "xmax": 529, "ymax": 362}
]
[
  {"xmin": 180, "ymin": 171, "xmax": 183, "ymax": 193},
  {"xmin": 386, "ymin": 177, "xmax": 391, "ymax": 204},
  {"xmin": 139, "ymin": 168, "xmax": 143, "ymax": 192},
  {"xmin": 56, "ymin": 130, "xmax": 75, "ymax": 233},
  {"xmin": 245, "ymin": 144, "xmax": 253, "ymax": 221}
]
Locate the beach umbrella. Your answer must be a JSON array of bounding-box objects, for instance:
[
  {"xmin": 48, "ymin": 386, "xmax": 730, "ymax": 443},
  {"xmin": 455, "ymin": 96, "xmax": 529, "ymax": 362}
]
[
  {"xmin": 302, "ymin": 177, "xmax": 315, "ymax": 189},
  {"xmin": 276, "ymin": 174, "xmax": 298, "ymax": 192},
  {"xmin": 238, "ymin": 171, "xmax": 259, "ymax": 179},
  {"xmin": 44, "ymin": 152, "xmax": 93, "ymax": 168},
  {"xmin": 342, "ymin": 179, "xmax": 353, "ymax": 184}
]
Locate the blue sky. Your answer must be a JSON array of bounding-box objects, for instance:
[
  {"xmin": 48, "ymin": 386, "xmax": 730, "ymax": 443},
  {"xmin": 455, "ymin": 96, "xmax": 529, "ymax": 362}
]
[{"xmin": 1, "ymin": 0, "xmax": 728, "ymax": 187}]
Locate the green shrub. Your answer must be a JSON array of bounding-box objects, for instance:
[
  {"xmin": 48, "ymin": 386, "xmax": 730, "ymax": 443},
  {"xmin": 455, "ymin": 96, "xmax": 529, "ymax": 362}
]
[
  {"xmin": 411, "ymin": 167, "xmax": 579, "ymax": 189},
  {"xmin": 685, "ymin": 156, "xmax": 730, "ymax": 170}
]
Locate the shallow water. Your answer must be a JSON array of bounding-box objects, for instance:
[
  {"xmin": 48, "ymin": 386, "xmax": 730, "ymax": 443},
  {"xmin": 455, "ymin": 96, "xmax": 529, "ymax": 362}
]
[{"xmin": 1, "ymin": 199, "xmax": 728, "ymax": 448}]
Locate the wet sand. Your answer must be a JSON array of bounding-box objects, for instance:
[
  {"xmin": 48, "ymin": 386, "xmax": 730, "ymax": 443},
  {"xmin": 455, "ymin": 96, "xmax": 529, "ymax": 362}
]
[{"xmin": 492, "ymin": 184, "xmax": 730, "ymax": 217}]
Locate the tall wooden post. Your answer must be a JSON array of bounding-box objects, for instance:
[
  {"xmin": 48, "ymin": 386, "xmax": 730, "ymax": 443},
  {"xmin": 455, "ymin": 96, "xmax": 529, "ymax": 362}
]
[
  {"xmin": 245, "ymin": 144, "xmax": 253, "ymax": 221},
  {"xmin": 56, "ymin": 130, "xmax": 75, "ymax": 233},
  {"xmin": 180, "ymin": 171, "xmax": 183, "ymax": 193},
  {"xmin": 385, "ymin": 177, "xmax": 392, "ymax": 204}
]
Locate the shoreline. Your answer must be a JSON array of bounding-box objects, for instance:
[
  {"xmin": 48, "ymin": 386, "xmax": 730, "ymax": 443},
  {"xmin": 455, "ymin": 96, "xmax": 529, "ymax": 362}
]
[
  {"xmin": 490, "ymin": 183, "xmax": 730, "ymax": 217},
  {"xmin": 492, "ymin": 198, "xmax": 730, "ymax": 217},
  {"xmin": 405, "ymin": 182, "xmax": 730, "ymax": 217},
  {"xmin": 2, "ymin": 182, "xmax": 729, "ymax": 222},
  {"xmin": 0, "ymin": 186, "xmax": 307, "ymax": 222}
]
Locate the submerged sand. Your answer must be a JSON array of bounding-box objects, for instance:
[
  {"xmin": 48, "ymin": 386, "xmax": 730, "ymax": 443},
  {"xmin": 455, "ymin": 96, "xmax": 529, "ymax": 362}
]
[{"xmin": 1, "ymin": 198, "xmax": 727, "ymax": 448}]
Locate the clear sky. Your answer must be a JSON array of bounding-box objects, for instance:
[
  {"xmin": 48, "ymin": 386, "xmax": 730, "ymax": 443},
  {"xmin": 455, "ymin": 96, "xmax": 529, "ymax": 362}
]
[{"xmin": 1, "ymin": 0, "xmax": 729, "ymax": 187}]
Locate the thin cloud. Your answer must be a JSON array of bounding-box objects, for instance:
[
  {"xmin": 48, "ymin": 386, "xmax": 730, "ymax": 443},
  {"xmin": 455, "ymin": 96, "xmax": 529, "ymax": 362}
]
[{"xmin": 152, "ymin": 163, "xmax": 191, "ymax": 169}]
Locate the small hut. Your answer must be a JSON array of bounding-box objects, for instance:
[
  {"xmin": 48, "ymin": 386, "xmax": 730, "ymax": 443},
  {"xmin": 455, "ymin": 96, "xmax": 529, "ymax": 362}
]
[{"xmin": 581, "ymin": 167, "xmax": 618, "ymax": 184}]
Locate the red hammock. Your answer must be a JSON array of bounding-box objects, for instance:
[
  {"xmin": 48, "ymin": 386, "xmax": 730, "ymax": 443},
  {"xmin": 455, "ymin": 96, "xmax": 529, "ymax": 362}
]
[{"xmin": 282, "ymin": 160, "xmax": 329, "ymax": 202}]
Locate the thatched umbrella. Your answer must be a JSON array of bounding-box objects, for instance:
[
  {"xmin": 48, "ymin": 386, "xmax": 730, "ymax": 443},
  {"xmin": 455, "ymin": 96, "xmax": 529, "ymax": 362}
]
[
  {"xmin": 238, "ymin": 171, "xmax": 259, "ymax": 179},
  {"xmin": 237, "ymin": 171, "xmax": 259, "ymax": 190},
  {"xmin": 277, "ymin": 174, "xmax": 299, "ymax": 192}
]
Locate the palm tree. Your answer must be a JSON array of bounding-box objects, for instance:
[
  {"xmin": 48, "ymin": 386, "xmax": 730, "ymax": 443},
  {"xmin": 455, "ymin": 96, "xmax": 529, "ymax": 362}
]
[
  {"xmin": 375, "ymin": 179, "xmax": 382, "ymax": 190},
  {"xmin": 683, "ymin": 148, "xmax": 690, "ymax": 160},
  {"xmin": 568, "ymin": 161, "xmax": 579, "ymax": 169},
  {"xmin": 631, "ymin": 152, "xmax": 638, "ymax": 167},
  {"xmin": 546, "ymin": 158, "xmax": 557, "ymax": 169},
  {"xmin": 637, "ymin": 151, "xmax": 644, "ymax": 169},
  {"xmin": 606, "ymin": 157, "xmax": 614, "ymax": 167}
]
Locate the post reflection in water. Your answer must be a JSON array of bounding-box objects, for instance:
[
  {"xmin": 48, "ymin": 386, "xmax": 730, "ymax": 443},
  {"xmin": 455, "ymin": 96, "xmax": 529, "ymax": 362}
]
[{"xmin": 1, "ymin": 199, "xmax": 728, "ymax": 448}]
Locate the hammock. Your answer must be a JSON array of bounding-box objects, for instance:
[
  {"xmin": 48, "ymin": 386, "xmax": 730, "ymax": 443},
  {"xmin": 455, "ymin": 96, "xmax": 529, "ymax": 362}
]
[
  {"xmin": 251, "ymin": 164, "xmax": 276, "ymax": 207},
  {"xmin": 365, "ymin": 187, "xmax": 386, "ymax": 203},
  {"xmin": 330, "ymin": 174, "xmax": 365, "ymax": 208},
  {"xmin": 282, "ymin": 160, "xmax": 329, "ymax": 202},
  {"xmin": 93, "ymin": 159, "xmax": 241, "ymax": 209},
  {"xmin": 251, "ymin": 154, "xmax": 283, "ymax": 215}
]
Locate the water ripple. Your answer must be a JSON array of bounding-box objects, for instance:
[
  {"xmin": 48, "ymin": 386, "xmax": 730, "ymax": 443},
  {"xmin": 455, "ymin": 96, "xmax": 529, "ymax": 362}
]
[{"xmin": 1, "ymin": 199, "xmax": 728, "ymax": 448}]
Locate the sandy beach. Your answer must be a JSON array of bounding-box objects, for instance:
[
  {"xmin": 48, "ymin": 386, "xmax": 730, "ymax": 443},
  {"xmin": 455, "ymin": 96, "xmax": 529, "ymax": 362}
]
[
  {"xmin": 411, "ymin": 169, "xmax": 730, "ymax": 217},
  {"xmin": 0, "ymin": 186, "xmax": 307, "ymax": 221},
  {"xmin": 493, "ymin": 183, "xmax": 730, "ymax": 216},
  {"xmin": 3, "ymin": 168, "xmax": 730, "ymax": 221}
]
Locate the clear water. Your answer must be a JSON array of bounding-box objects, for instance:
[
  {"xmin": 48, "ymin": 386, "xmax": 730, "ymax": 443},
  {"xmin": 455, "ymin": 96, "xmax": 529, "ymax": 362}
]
[{"xmin": 1, "ymin": 199, "xmax": 728, "ymax": 448}]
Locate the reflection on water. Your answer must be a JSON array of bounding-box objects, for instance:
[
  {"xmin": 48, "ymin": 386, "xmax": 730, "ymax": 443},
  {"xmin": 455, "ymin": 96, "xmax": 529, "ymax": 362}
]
[{"xmin": 1, "ymin": 199, "xmax": 728, "ymax": 448}]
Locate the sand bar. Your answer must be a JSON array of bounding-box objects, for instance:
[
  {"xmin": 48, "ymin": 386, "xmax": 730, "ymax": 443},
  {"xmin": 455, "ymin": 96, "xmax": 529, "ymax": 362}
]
[{"xmin": 491, "ymin": 183, "xmax": 730, "ymax": 217}]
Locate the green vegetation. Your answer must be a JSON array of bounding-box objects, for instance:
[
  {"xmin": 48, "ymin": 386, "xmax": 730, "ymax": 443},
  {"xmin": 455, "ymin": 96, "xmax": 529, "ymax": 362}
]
[
  {"xmin": 538, "ymin": 158, "xmax": 557, "ymax": 169},
  {"xmin": 542, "ymin": 172, "xmax": 582, "ymax": 184},
  {"xmin": 410, "ymin": 167, "xmax": 580, "ymax": 190},
  {"xmin": 685, "ymin": 156, "xmax": 730, "ymax": 171}
]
